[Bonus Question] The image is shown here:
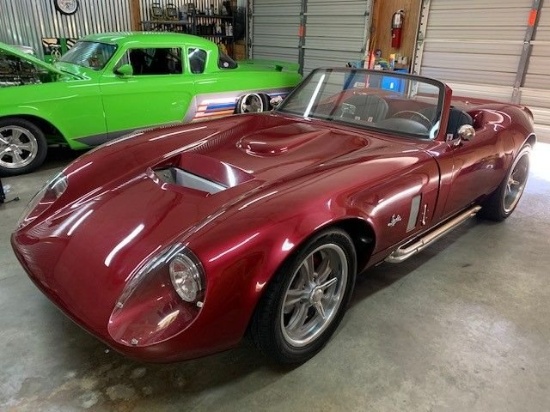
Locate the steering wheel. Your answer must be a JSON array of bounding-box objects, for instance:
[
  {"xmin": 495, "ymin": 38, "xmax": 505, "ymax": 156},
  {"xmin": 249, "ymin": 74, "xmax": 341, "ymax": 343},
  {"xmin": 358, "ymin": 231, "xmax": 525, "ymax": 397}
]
[{"xmin": 392, "ymin": 110, "xmax": 433, "ymax": 129}]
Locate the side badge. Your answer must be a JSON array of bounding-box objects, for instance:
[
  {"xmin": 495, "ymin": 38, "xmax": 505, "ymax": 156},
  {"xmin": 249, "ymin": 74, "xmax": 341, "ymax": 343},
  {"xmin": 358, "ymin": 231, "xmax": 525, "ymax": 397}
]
[{"xmin": 387, "ymin": 214, "xmax": 402, "ymax": 227}]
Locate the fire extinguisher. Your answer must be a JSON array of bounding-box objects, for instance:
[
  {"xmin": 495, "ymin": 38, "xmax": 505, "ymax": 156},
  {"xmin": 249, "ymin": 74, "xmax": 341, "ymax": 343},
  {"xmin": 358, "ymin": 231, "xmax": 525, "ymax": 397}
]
[{"xmin": 391, "ymin": 9, "xmax": 405, "ymax": 49}]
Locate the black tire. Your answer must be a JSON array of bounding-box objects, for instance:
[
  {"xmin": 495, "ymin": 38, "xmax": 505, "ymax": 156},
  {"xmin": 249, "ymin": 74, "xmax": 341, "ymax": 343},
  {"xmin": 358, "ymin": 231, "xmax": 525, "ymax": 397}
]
[
  {"xmin": 0, "ymin": 118, "xmax": 48, "ymax": 176},
  {"xmin": 236, "ymin": 93, "xmax": 270, "ymax": 114},
  {"xmin": 250, "ymin": 229, "xmax": 356, "ymax": 364},
  {"xmin": 479, "ymin": 144, "xmax": 531, "ymax": 221}
]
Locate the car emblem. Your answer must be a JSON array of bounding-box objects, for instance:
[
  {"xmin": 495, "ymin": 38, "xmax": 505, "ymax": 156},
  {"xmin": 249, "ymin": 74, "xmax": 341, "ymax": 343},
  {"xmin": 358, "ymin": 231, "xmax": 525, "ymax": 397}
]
[{"xmin": 387, "ymin": 214, "xmax": 402, "ymax": 227}]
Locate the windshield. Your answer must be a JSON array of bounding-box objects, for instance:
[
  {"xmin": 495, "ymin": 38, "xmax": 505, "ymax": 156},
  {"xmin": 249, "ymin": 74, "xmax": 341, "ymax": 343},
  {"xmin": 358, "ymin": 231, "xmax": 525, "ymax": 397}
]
[
  {"xmin": 60, "ymin": 41, "xmax": 117, "ymax": 70},
  {"xmin": 278, "ymin": 68, "xmax": 445, "ymax": 139}
]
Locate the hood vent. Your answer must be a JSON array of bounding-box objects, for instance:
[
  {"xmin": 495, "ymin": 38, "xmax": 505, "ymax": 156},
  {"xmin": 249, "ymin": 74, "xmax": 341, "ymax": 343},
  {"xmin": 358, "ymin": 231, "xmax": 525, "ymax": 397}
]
[{"xmin": 154, "ymin": 167, "xmax": 227, "ymax": 194}]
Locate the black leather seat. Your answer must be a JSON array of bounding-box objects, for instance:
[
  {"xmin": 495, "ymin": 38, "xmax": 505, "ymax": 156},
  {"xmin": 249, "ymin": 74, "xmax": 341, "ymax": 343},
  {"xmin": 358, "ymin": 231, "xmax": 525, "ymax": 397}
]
[
  {"xmin": 445, "ymin": 107, "xmax": 473, "ymax": 140},
  {"xmin": 421, "ymin": 106, "xmax": 473, "ymax": 140},
  {"xmin": 343, "ymin": 94, "xmax": 389, "ymax": 123}
]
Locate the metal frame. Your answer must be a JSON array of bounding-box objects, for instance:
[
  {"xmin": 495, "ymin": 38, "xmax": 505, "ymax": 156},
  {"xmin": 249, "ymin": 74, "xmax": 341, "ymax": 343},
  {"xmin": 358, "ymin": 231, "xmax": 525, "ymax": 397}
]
[
  {"xmin": 512, "ymin": 0, "xmax": 544, "ymax": 103},
  {"xmin": 412, "ymin": 0, "xmax": 431, "ymax": 75}
]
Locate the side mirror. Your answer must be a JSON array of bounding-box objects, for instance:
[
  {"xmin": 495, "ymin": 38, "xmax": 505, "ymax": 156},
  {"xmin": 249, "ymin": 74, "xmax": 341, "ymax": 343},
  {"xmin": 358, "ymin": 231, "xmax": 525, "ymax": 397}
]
[
  {"xmin": 115, "ymin": 64, "xmax": 133, "ymax": 78},
  {"xmin": 457, "ymin": 124, "xmax": 475, "ymax": 141}
]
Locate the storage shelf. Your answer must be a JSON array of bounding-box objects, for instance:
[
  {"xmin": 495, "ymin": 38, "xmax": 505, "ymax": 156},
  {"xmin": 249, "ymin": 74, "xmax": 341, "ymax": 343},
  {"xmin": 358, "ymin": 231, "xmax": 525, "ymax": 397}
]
[{"xmin": 141, "ymin": 12, "xmax": 236, "ymax": 57}]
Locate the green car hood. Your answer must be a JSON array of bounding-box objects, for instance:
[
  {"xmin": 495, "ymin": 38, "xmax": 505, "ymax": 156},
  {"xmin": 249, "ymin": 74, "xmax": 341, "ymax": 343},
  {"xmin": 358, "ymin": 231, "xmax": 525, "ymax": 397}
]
[{"xmin": 0, "ymin": 41, "xmax": 67, "ymax": 77}]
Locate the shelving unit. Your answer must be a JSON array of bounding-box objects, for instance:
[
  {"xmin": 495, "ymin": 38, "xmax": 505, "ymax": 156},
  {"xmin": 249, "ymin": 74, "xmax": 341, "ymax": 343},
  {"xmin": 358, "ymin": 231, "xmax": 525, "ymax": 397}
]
[{"xmin": 141, "ymin": 13, "xmax": 235, "ymax": 57}]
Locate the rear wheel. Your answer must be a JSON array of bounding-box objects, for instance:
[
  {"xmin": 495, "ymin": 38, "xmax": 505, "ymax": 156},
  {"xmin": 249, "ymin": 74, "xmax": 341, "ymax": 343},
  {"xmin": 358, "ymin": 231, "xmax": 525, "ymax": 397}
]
[
  {"xmin": 236, "ymin": 93, "xmax": 270, "ymax": 113},
  {"xmin": 0, "ymin": 118, "xmax": 47, "ymax": 176},
  {"xmin": 250, "ymin": 229, "xmax": 356, "ymax": 363},
  {"xmin": 480, "ymin": 144, "xmax": 531, "ymax": 221}
]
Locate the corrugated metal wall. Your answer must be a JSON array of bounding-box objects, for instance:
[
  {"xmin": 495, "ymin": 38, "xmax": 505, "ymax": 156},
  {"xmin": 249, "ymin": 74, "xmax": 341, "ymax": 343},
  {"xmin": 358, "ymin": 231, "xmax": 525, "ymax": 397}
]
[
  {"xmin": 302, "ymin": 0, "xmax": 371, "ymax": 75},
  {"xmin": 0, "ymin": 0, "xmax": 131, "ymax": 58}
]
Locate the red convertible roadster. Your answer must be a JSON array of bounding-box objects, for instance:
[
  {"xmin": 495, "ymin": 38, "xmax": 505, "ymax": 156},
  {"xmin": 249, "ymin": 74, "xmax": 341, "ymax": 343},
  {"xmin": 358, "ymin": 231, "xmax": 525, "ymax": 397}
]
[{"xmin": 12, "ymin": 68, "xmax": 534, "ymax": 364}]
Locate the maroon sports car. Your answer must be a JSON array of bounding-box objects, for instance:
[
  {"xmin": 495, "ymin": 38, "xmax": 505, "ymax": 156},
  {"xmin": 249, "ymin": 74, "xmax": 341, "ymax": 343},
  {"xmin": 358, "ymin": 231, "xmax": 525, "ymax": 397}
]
[{"xmin": 12, "ymin": 68, "xmax": 534, "ymax": 364}]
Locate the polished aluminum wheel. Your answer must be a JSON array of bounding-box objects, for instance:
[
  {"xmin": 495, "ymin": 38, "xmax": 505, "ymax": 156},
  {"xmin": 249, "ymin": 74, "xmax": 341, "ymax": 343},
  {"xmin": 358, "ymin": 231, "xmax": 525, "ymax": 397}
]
[
  {"xmin": 503, "ymin": 150, "xmax": 529, "ymax": 213},
  {"xmin": 239, "ymin": 93, "xmax": 264, "ymax": 113},
  {"xmin": 0, "ymin": 125, "xmax": 39, "ymax": 170},
  {"xmin": 281, "ymin": 243, "xmax": 348, "ymax": 347}
]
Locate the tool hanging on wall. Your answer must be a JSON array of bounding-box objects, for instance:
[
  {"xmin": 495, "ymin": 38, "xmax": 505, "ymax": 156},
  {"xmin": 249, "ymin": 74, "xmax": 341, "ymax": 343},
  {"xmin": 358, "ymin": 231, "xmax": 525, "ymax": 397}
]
[{"xmin": 391, "ymin": 9, "xmax": 405, "ymax": 49}]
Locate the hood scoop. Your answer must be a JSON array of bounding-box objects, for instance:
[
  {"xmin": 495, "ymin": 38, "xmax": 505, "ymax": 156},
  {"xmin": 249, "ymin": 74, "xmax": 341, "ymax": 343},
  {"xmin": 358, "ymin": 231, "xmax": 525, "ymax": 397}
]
[
  {"xmin": 152, "ymin": 152, "xmax": 254, "ymax": 195},
  {"xmin": 154, "ymin": 168, "xmax": 227, "ymax": 194},
  {"xmin": 238, "ymin": 123, "xmax": 332, "ymax": 156}
]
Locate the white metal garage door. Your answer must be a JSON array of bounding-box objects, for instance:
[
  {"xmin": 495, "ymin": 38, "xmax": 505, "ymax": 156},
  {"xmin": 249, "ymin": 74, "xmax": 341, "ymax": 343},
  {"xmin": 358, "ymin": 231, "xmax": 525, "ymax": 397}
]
[
  {"xmin": 249, "ymin": 0, "xmax": 371, "ymax": 75},
  {"xmin": 414, "ymin": 0, "xmax": 549, "ymax": 142},
  {"xmin": 520, "ymin": 4, "xmax": 550, "ymax": 142},
  {"xmin": 302, "ymin": 0, "xmax": 372, "ymax": 75},
  {"xmin": 415, "ymin": 0, "xmax": 531, "ymax": 101},
  {"xmin": 249, "ymin": 0, "xmax": 301, "ymax": 64}
]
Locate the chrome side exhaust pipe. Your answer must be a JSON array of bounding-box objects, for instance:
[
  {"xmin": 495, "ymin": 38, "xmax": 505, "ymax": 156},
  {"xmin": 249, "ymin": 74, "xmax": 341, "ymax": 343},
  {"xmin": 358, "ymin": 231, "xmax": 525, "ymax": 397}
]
[{"xmin": 385, "ymin": 205, "xmax": 482, "ymax": 263}]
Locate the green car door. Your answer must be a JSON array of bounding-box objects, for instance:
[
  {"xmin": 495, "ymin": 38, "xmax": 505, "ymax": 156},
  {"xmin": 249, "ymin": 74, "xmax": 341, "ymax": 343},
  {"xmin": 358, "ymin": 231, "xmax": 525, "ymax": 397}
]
[{"xmin": 97, "ymin": 45, "xmax": 196, "ymax": 145}]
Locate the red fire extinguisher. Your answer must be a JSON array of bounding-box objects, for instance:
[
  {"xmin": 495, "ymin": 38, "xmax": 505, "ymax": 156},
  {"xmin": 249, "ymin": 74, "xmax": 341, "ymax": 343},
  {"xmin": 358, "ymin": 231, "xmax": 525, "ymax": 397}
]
[{"xmin": 391, "ymin": 9, "xmax": 405, "ymax": 49}]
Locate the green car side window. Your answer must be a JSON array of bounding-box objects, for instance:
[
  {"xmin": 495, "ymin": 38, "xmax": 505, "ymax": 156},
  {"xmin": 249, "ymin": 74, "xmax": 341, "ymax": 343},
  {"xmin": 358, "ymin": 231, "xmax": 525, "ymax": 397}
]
[
  {"xmin": 188, "ymin": 48, "xmax": 207, "ymax": 74},
  {"xmin": 116, "ymin": 48, "xmax": 183, "ymax": 76}
]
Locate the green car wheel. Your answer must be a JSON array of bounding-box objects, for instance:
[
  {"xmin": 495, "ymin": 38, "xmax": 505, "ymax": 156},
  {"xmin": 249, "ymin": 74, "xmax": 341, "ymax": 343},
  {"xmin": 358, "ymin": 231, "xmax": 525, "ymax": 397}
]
[
  {"xmin": 238, "ymin": 93, "xmax": 270, "ymax": 113},
  {"xmin": 0, "ymin": 118, "xmax": 47, "ymax": 176}
]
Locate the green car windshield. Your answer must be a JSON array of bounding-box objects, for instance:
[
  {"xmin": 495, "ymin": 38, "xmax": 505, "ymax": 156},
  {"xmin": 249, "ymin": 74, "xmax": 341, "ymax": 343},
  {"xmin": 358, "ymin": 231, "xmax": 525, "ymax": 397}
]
[
  {"xmin": 60, "ymin": 41, "xmax": 117, "ymax": 70},
  {"xmin": 278, "ymin": 68, "xmax": 445, "ymax": 140}
]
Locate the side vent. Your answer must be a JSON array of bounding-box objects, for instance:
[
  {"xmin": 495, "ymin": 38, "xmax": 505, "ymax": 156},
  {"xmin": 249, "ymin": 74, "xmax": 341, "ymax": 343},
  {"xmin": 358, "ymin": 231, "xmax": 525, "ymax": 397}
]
[{"xmin": 407, "ymin": 195, "xmax": 421, "ymax": 232}]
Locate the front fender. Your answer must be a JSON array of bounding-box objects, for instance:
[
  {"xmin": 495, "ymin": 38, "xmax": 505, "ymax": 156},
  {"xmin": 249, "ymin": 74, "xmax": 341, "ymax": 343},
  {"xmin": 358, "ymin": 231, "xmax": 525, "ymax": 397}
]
[{"xmin": 186, "ymin": 153, "xmax": 438, "ymax": 344}]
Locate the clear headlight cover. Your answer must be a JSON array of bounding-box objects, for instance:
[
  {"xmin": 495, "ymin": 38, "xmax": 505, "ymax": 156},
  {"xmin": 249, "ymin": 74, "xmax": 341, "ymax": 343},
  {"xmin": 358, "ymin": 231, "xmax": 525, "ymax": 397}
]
[
  {"xmin": 108, "ymin": 244, "xmax": 206, "ymax": 347},
  {"xmin": 170, "ymin": 254, "xmax": 203, "ymax": 302},
  {"xmin": 17, "ymin": 172, "xmax": 68, "ymax": 228}
]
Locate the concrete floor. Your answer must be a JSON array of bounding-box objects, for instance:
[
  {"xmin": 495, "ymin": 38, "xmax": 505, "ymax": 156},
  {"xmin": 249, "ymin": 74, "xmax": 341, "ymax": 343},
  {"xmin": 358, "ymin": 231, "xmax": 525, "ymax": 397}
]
[{"xmin": 1, "ymin": 144, "xmax": 549, "ymax": 412}]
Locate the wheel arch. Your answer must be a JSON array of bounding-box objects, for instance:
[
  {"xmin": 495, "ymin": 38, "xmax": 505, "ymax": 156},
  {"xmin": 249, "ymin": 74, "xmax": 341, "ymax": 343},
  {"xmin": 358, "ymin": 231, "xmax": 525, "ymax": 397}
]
[
  {"xmin": 0, "ymin": 114, "xmax": 65, "ymax": 144},
  {"xmin": 241, "ymin": 216, "xmax": 376, "ymax": 334},
  {"xmin": 525, "ymin": 132, "xmax": 536, "ymax": 149}
]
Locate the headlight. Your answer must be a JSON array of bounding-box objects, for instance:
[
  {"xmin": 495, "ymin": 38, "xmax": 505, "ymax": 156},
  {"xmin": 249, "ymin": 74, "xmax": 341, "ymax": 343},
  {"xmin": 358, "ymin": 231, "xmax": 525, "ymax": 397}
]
[
  {"xmin": 17, "ymin": 172, "xmax": 68, "ymax": 228},
  {"xmin": 108, "ymin": 244, "xmax": 207, "ymax": 347},
  {"xmin": 170, "ymin": 254, "xmax": 203, "ymax": 302}
]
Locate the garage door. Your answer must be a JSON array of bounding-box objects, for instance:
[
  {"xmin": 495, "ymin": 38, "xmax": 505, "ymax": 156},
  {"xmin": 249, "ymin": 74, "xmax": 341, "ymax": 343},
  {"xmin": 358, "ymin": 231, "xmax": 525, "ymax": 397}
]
[
  {"xmin": 249, "ymin": 0, "xmax": 372, "ymax": 75},
  {"xmin": 520, "ymin": 4, "xmax": 550, "ymax": 143},
  {"xmin": 414, "ymin": 0, "xmax": 549, "ymax": 142},
  {"xmin": 249, "ymin": 0, "xmax": 301, "ymax": 64},
  {"xmin": 302, "ymin": 0, "xmax": 371, "ymax": 75}
]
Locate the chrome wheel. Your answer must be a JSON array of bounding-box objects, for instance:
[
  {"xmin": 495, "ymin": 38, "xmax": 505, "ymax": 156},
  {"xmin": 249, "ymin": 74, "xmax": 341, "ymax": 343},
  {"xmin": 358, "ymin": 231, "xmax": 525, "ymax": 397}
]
[
  {"xmin": 239, "ymin": 93, "xmax": 265, "ymax": 113},
  {"xmin": 0, "ymin": 125, "xmax": 39, "ymax": 170},
  {"xmin": 281, "ymin": 243, "xmax": 348, "ymax": 347},
  {"xmin": 503, "ymin": 149, "xmax": 529, "ymax": 213}
]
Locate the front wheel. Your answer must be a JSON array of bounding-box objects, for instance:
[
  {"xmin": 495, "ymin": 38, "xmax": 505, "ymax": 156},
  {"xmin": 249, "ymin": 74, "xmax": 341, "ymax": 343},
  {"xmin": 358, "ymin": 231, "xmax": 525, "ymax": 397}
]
[
  {"xmin": 480, "ymin": 144, "xmax": 531, "ymax": 221},
  {"xmin": 250, "ymin": 229, "xmax": 356, "ymax": 363},
  {"xmin": 0, "ymin": 118, "xmax": 48, "ymax": 176},
  {"xmin": 236, "ymin": 93, "xmax": 270, "ymax": 113}
]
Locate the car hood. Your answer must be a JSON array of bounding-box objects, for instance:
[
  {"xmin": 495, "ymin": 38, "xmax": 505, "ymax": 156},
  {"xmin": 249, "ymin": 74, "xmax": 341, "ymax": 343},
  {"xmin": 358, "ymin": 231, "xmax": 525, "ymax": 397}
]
[
  {"xmin": 12, "ymin": 113, "xmax": 420, "ymax": 332},
  {"xmin": 0, "ymin": 41, "xmax": 67, "ymax": 77}
]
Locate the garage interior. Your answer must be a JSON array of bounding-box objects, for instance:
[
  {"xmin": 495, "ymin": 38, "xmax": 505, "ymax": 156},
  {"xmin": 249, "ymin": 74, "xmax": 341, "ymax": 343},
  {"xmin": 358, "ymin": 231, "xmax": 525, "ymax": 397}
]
[{"xmin": 1, "ymin": 0, "xmax": 550, "ymax": 410}]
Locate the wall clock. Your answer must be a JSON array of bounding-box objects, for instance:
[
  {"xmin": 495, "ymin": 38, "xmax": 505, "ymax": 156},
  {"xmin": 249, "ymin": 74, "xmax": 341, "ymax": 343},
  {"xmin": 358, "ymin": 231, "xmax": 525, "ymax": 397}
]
[{"xmin": 54, "ymin": 0, "xmax": 79, "ymax": 15}]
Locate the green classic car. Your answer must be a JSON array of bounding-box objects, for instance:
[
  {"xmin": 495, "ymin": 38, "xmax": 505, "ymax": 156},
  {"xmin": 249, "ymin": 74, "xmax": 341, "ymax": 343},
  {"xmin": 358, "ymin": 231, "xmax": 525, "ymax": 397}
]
[{"xmin": 0, "ymin": 32, "xmax": 301, "ymax": 176}]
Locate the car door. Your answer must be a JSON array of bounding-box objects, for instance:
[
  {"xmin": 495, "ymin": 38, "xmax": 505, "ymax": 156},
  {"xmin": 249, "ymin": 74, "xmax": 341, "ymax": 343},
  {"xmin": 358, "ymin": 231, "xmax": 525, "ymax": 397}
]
[
  {"xmin": 434, "ymin": 109, "xmax": 509, "ymax": 219},
  {"xmin": 99, "ymin": 45, "xmax": 196, "ymax": 137}
]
